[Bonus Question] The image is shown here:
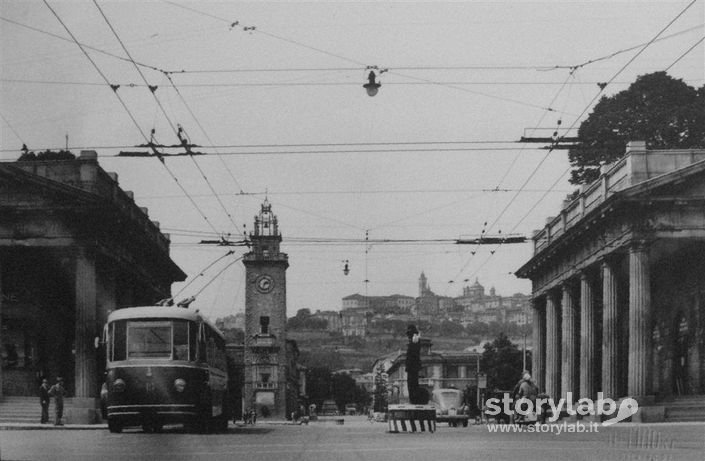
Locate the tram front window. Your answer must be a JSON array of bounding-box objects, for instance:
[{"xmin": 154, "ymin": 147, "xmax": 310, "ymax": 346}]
[{"xmin": 128, "ymin": 322, "xmax": 171, "ymax": 358}]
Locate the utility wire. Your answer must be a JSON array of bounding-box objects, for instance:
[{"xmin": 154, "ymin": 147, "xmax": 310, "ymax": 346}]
[
  {"xmin": 4, "ymin": 78, "xmax": 668, "ymax": 87},
  {"xmin": 190, "ymin": 256, "xmax": 244, "ymax": 298},
  {"xmin": 460, "ymin": 0, "xmax": 701, "ymax": 283},
  {"xmin": 3, "ymin": 13, "xmax": 700, "ymax": 75},
  {"xmin": 173, "ymin": 250, "xmax": 236, "ymax": 297},
  {"xmin": 0, "ymin": 16, "xmax": 164, "ymax": 72},
  {"xmin": 41, "ymin": 0, "xmax": 148, "ymax": 148},
  {"xmin": 161, "ymin": 71, "xmax": 245, "ymax": 195},
  {"xmin": 665, "ymin": 35, "xmax": 705, "ymax": 71},
  {"xmin": 42, "ymin": 0, "xmax": 220, "ymax": 235},
  {"xmin": 0, "ymin": 139, "xmax": 521, "ymax": 153},
  {"xmin": 453, "ymin": 69, "xmax": 578, "ymax": 278},
  {"xmin": 0, "ymin": 112, "xmax": 26, "ymax": 145},
  {"xmin": 93, "ymin": 0, "xmax": 238, "ymax": 234}
]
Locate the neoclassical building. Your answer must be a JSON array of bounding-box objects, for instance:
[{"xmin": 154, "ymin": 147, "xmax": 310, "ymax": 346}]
[
  {"xmin": 516, "ymin": 142, "xmax": 705, "ymax": 420},
  {"xmin": 0, "ymin": 152, "xmax": 184, "ymax": 419}
]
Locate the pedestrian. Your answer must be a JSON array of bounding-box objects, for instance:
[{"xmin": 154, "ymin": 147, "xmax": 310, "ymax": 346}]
[
  {"xmin": 515, "ymin": 372, "xmax": 538, "ymax": 424},
  {"xmin": 39, "ymin": 378, "xmax": 50, "ymax": 424},
  {"xmin": 49, "ymin": 377, "xmax": 67, "ymax": 426}
]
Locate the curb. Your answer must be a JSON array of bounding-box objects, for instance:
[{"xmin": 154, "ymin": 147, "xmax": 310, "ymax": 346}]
[{"xmin": 0, "ymin": 424, "xmax": 107, "ymax": 431}]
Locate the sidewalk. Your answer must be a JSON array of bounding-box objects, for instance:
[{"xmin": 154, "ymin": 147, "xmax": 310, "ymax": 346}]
[
  {"xmin": 0, "ymin": 414, "xmax": 394, "ymax": 431},
  {"xmin": 0, "ymin": 422, "xmax": 108, "ymax": 430}
]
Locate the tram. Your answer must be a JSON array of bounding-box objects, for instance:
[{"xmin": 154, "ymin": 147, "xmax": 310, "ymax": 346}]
[{"xmin": 102, "ymin": 305, "xmax": 229, "ymax": 433}]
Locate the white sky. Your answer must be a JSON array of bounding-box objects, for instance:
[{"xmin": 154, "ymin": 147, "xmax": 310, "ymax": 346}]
[{"xmin": 1, "ymin": 1, "xmax": 703, "ymax": 321}]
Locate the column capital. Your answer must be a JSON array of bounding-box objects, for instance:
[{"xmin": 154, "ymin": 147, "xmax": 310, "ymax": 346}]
[
  {"xmin": 599, "ymin": 253, "xmax": 622, "ymax": 269},
  {"xmin": 628, "ymin": 239, "xmax": 651, "ymax": 252}
]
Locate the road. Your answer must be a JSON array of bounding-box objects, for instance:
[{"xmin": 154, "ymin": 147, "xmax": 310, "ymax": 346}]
[{"xmin": 1, "ymin": 418, "xmax": 703, "ymax": 461}]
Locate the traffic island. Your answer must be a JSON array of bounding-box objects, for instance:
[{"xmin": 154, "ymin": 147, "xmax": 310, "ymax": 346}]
[{"xmin": 387, "ymin": 404, "xmax": 436, "ymax": 433}]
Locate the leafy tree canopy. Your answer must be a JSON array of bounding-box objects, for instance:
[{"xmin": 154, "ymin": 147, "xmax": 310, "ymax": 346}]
[
  {"xmin": 287, "ymin": 308, "xmax": 328, "ymax": 330},
  {"xmin": 568, "ymin": 72, "xmax": 705, "ymax": 185},
  {"xmin": 17, "ymin": 149, "xmax": 76, "ymax": 162},
  {"xmin": 480, "ymin": 332, "xmax": 524, "ymax": 391}
]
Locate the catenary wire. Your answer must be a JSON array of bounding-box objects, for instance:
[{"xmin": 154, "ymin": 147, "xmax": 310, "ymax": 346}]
[
  {"xmin": 41, "ymin": 0, "xmax": 221, "ymax": 235},
  {"xmin": 460, "ymin": 0, "xmax": 701, "ymax": 283},
  {"xmin": 93, "ymin": 0, "xmax": 241, "ymax": 233}
]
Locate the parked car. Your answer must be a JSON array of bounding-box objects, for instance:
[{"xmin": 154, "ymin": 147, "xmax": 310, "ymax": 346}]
[
  {"xmin": 431, "ymin": 388, "xmax": 469, "ymax": 427},
  {"xmin": 320, "ymin": 400, "xmax": 339, "ymax": 416},
  {"xmin": 345, "ymin": 404, "xmax": 357, "ymax": 415}
]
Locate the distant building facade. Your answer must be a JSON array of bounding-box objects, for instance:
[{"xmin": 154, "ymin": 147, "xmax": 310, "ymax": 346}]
[
  {"xmin": 383, "ymin": 338, "xmax": 481, "ymax": 403},
  {"xmin": 337, "ymin": 274, "xmax": 531, "ymax": 337}
]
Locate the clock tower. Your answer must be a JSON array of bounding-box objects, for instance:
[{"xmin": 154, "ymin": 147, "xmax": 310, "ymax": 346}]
[{"xmin": 243, "ymin": 199, "xmax": 290, "ymax": 419}]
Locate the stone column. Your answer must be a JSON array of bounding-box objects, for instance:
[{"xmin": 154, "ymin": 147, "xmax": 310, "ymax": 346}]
[
  {"xmin": 545, "ymin": 292, "xmax": 560, "ymax": 400},
  {"xmin": 628, "ymin": 242, "xmax": 651, "ymax": 398},
  {"xmin": 74, "ymin": 248, "xmax": 97, "ymax": 398},
  {"xmin": 602, "ymin": 258, "xmax": 619, "ymax": 399},
  {"xmin": 561, "ymin": 284, "xmax": 577, "ymax": 400},
  {"xmin": 580, "ymin": 272, "xmax": 596, "ymax": 400},
  {"xmin": 532, "ymin": 299, "xmax": 545, "ymax": 391}
]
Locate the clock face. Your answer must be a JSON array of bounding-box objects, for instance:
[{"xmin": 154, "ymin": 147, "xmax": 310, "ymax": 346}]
[{"xmin": 256, "ymin": 274, "xmax": 274, "ymax": 293}]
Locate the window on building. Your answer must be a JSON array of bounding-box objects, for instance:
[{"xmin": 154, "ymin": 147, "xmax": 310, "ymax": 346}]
[
  {"xmin": 260, "ymin": 316, "xmax": 270, "ymax": 335},
  {"xmin": 446, "ymin": 365, "xmax": 459, "ymax": 379}
]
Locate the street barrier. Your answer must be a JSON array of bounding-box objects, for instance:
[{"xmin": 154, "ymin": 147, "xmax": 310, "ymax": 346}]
[{"xmin": 387, "ymin": 404, "xmax": 436, "ymax": 433}]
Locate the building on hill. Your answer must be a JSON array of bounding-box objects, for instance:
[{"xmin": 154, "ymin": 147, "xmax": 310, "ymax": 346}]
[
  {"xmin": 341, "ymin": 309, "xmax": 369, "ymax": 337},
  {"xmin": 338, "ymin": 273, "xmax": 531, "ymax": 337}
]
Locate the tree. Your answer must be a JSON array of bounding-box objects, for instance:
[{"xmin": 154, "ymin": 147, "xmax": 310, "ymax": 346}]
[
  {"xmin": 17, "ymin": 149, "xmax": 75, "ymax": 161},
  {"xmin": 439, "ymin": 319, "xmax": 465, "ymax": 337},
  {"xmin": 480, "ymin": 333, "xmax": 524, "ymax": 391},
  {"xmin": 287, "ymin": 308, "xmax": 328, "ymax": 330},
  {"xmin": 298, "ymin": 348, "xmax": 345, "ymax": 370},
  {"xmin": 568, "ymin": 72, "xmax": 705, "ymax": 185}
]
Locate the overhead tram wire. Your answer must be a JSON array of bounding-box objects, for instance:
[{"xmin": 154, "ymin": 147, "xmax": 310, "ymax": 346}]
[
  {"xmin": 460, "ymin": 0, "xmax": 702, "ymax": 283},
  {"xmin": 164, "ymin": 0, "xmax": 367, "ymax": 67},
  {"xmin": 0, "ymin": 112, "xmax": 26, "ymax": 146},
  {"xmin": 41, "ymin": 0, "xmax": 221, "ymax": 235},
  {"xmin": 160, "ymin": 1, "xmax": 571, "ymax": 113},
  {"xmin": 161, "ymin": 71, "xmax": 246, "ymax": 194},
  {"xmin": 189, "ymin": 256, "xmax": 244, "ymax": 299},
  {"xmin": 3, "ymin": 13, "xmax": 700, "ymax": 76},
  {"xmin": 0, "ymin": 139, "xmax": 523, "ymax": 153},
  {"xmin": 173, "ymin": 250, "xmax": 239, "ymax": 298},
  {"xmin": 92, "ymin": 0, "xmax": 241, "ymax": 233},
  {"xmin": 454, "ymin": 69, "xmax": 578, "ymax": 277},
  {"xmin": 664, "ymin": 35, "xmax": 705, "ymax": 72},
  {"xmin": 0, "ymin": 16, "xmax": 163, "ymax": 72},
  {"xmin": 4, "ymin": 78, "xmax": 668, "ymax": 88}
]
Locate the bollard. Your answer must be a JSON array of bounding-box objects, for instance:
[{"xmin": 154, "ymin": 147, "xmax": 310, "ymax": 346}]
[{"xmin": 387, "ymin": 404, "xmax": 436, "ymax": 433}]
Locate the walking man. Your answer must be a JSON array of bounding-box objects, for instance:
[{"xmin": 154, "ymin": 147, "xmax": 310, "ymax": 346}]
[
  {"xmin": 49, "ymin": 377, "xmax": 67, "ymax": 426},
  {"xmin": 39, "ymin": 378, "xmax": 50, "ymax": 424}
]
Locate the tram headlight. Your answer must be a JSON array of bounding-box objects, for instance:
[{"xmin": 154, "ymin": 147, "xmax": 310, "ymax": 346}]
[
  {"xmin": 174, "ymin": 378, "xmax": 187, "ymax": 393},
  {"xmin": 113, "ymin": 378, "xmax": 126, "ymax": 393}
]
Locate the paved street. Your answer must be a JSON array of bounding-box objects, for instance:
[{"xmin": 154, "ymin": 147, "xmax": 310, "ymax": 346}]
[{"xmin": 1, "ymin": 417, "xmax": 703, "ymax": 461}]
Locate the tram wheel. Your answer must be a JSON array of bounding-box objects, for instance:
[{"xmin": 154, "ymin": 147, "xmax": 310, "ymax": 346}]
[{"xmin": 108, "ymin": 419, "xmax": 123, "ymax": 433}]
